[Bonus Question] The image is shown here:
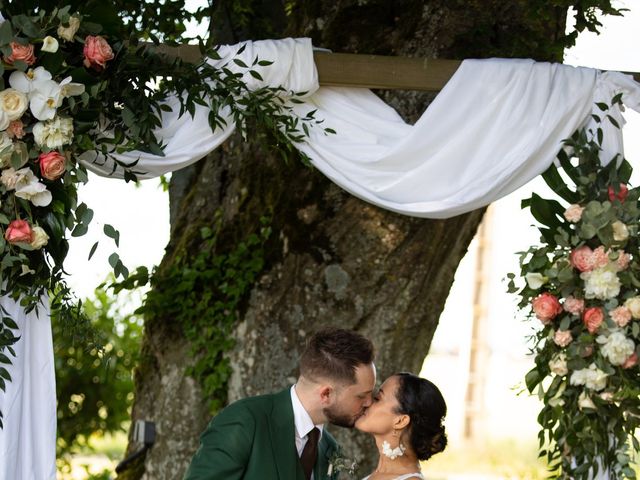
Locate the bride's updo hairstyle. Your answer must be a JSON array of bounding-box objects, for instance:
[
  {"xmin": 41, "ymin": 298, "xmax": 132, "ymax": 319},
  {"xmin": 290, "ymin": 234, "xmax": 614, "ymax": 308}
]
[{"xmin": 394, "ymin": 373, "xmax": 447, "ymax": 461}]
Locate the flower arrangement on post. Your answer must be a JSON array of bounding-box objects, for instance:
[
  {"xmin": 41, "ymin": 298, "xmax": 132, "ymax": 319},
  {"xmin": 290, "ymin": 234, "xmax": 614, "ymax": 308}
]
[
  {"xmin": 508, "ymin": 95, "xmax": 640, "ymax": 478},
  {"xmin": 0, "ymin": 4, "xmax": 329, "ymax": 427}
]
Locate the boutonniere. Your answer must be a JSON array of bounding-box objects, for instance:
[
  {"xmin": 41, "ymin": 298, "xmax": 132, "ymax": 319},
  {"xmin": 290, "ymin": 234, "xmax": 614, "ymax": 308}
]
[{"xmin": 327, "ymin": 450, "xmax": 358, "ymax": 478}]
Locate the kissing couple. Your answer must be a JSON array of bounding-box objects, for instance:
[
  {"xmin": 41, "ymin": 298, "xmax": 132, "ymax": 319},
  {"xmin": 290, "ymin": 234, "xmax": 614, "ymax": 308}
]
[{"xmin": 184, "ymin": 327, "xmax": 447, "ymax": 480}]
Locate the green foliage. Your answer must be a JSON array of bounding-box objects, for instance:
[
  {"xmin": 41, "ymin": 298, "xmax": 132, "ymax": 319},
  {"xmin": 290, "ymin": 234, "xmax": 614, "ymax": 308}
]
[
  {"xmin": 54, "ymin": 279, "xmax": 142, "ymax": 456},
  {"xmin": 117, "ymin": 215, "xmax": 272, "ymax": 412}
]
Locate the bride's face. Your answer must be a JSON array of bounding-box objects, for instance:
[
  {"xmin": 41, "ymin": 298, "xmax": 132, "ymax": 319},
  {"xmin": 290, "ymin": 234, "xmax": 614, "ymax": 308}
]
[{"xmin": 354, "ymin": 375, "xmax": 401, "ymax": 434}]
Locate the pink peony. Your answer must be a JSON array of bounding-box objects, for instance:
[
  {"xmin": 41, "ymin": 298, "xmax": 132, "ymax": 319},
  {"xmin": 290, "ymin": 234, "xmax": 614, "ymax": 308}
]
[
  {"xmin": 608, "ymin": 183, "xmax": 629, "ymax": 203},
  {"xmin": 83, "ymin": 35, "xmax": 114, "ymax": 70},
  {"xmin": 39, "ymin": 151, "xmax": 66, "ymax": 181},
  {"xmin": 610, "ymin": 306, "xmax": 632, "ymax": 327},
  {"xmin": 563, "ymin": 296, "xmax": 585, "ymax": 315},
  {"xmin": 570, "ymin": 245, "xmax": 594, "ymax": 272},
  {"xmin": 532, "ymin": 293, "xmax": 563, "ymax": 325},
  {"xmin": 4, "ymin": 219, "xmax": 33, "ymax": 244},
  {"xmin": 554, "ymin": 330, "xmax": 573, "ymax": 347},
  {"xmin": 5, "ymin": 42, "xmax": 35, "ymax": 65},
  {"xmin": 583, "ymin": 307, "xmax": 604, "ymax": 334}
]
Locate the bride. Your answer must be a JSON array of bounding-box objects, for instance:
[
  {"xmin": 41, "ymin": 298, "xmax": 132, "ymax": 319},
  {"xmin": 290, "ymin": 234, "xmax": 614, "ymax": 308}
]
[{"xmin": 356, "ymin": 373, "xmax": 447, "ymax": 480}]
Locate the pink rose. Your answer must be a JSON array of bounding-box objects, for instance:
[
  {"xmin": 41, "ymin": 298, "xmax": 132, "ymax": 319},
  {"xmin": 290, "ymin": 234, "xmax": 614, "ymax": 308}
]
[
  {"xmin": 623, "ymin": 352, "xmax": 638, "ymax": 369},
  {"xmin": 564, "ymin": 204, "xmax": 584, "ymax": 223},
  {"xmin": 5, "ymin": 42, "xmax": 36, "ymax": 66},
  {"xmin": 616, "ymin": 251, "xmax": 630, "ymax": 271},
  {"xmin": 83, "ymin": 35, "xmax": 114, "ymax": 70},
  {"xmin": 4, "ymin": 219, "xmax": 33, "ymax": 244},
  {"xmin": 583, "ymin": 307, "xmax": 604, "ymax": 334},
  {"xmin": 570, "ymin": 245, "xmax": 594, "ymax": 272},
  {"xmin": 532, "ymin": 292, "xmax": 563, "ymax": 325},
  {"xmin": 610, "ymin": 306, "xmax": 632, "ymax": 327},
  {"xmin": 563, "ymin": 296, "xmax": 585, "ymax": 315},
  {"xmin": 554, "ymin": 330, "xmax": 573, "ymax": 347},
  {"xmin": 39, "ymin": 151, "xmax": 66, "ymax": 181},
  {"xmin": 608, "ymin": 183, "xmax": 629, "ymax": 203},
  {"xmin": 7, "ymin": 120, "xmax": 25, "ymax": 139}
]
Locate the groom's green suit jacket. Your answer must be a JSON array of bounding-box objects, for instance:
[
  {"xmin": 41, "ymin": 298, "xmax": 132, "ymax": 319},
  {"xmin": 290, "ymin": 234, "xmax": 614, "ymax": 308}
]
[{"xmin": 183, "ymin": 388, "xmax": 339, "ymax": 480}]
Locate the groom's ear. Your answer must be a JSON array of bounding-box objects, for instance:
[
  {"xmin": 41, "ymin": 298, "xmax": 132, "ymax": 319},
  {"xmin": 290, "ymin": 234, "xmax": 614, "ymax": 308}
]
[{"xmin": 318, "ymin": 385, "xmax": 334, "ymax": 404}]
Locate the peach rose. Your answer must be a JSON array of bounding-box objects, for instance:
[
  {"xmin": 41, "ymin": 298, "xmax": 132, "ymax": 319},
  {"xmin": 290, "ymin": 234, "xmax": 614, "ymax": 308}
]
[
  {"xmin": 610, "ymin": 306, "xmax": 632, "ymax": 327},
  {"xmin": 554, "ymin": 330, "xmax": 573, "ymax": 347},
  {"xmin": 570, "ymin": 245, "xmax": 594, "ymax": 272},
  {"xmin": 39, "ymin": 151, "xmax": 66, "ymax": 180},
  {"xmin": 563, "ymin": 296, "xmax": 585, "ymax": 315},
  {"xmin": 4, "ymin": 219, "xmax": 33, "ymax": 244},
  {"xmin": 608, "ymin": 183, "xmax": 629, "ymax": 203},
  {"xmin": 583, "ymin": 307, "xmax": 604, "ymax": 334},
  {"xmin": 623, "ymin": 352, "xmax": 638, "ymax": 369},
  {"xmin": 591, "ymin": 246, "xmax": 609, "ymax": 269},
  {"xmin": 564, "ymin": 204, "xmax": 584, "ymax": 223},
  {"xmin": 532, "ymin": 292, "xmax": 563, "ymax": 325},
  {"xmin": 7, "ymin": 120, "xmax": 25, "ymax": 139},
  {"xmin": 83, "ymin": 35, "xmax": 114, "ymax": 70},
  {"xmin": 5, "ymin": 42, "xmax": 36, "ymax": 65}
]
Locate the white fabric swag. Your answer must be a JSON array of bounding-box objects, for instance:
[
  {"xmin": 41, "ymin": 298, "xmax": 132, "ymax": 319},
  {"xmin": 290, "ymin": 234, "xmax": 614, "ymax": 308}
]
[{"xmin": 3, "ymin": 37, "xmax": 640, "ymax": 479}]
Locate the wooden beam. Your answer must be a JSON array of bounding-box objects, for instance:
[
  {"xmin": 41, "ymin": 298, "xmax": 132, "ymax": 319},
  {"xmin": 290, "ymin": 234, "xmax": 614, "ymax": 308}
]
[{"xmin": 149, "ymin": 43, "xmax": 640, "ymax": 91}]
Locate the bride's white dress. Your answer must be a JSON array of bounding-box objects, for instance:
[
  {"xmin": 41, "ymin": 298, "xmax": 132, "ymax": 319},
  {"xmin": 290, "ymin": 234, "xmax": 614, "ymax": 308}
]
[{"xmin": 362, "ymin": 474, "xmax": 425, "ymax": 480}]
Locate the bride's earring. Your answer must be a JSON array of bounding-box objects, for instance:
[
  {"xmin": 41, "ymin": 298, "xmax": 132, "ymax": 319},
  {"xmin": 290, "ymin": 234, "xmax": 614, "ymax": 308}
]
[{"xmin": 381, "ymin": 440, "xmax": 406, "ymax": 460}]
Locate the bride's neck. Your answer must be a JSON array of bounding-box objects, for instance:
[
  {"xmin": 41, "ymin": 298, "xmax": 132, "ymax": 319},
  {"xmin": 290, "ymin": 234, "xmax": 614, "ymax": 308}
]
[{"xmin": 373, "ymin": 435, "xmax": 420, "ymax": 474}]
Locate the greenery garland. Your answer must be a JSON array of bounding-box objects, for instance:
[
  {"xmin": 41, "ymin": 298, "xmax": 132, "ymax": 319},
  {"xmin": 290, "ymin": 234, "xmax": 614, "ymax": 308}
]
[
  {"xmin": 509, "ymin": 96, "xmax": 640, "ymax": 478},
  {"xmin": 0, "ymin": 2, "xmax": 327, "ymax": 426}
]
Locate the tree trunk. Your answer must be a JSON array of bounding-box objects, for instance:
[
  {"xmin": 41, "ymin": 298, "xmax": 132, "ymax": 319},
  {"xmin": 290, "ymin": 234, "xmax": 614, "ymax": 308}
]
[{"xmin": 118, "ymin": 1, "xmax": 568, "ymax": 478}]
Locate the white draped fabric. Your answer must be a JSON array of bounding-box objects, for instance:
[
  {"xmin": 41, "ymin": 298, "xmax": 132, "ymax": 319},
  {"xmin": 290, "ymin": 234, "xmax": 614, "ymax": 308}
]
[
  {"xmin": 3, "ymin": 37, "xmax": 639, "ymax": 478},
  {"xmin": 0, "ymin": 296, "xmax": 55, "ymax": 480}
]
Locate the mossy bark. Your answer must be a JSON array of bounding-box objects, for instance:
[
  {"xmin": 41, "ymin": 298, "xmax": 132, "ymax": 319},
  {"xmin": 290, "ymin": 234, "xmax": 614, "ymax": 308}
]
[{"xmin": 118, "ymin": 1, "xmax": 568, "ymax": 478}]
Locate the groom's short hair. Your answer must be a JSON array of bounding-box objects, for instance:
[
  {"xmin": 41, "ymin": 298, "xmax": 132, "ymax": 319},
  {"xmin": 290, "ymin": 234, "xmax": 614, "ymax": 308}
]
[{"xmin": 299, "ymin": 328, "xmax": 374, "ymax": 385}]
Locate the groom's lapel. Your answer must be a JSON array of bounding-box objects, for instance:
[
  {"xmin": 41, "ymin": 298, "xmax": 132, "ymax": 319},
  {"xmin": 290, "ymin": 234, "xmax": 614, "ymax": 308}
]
[
  {"xmin": 269, "ymin": 388, "xmax": 301, "ymax": 480},
  {"xmin": 314, "ymin": 433, "xmax": 333, "ymax": 480}
]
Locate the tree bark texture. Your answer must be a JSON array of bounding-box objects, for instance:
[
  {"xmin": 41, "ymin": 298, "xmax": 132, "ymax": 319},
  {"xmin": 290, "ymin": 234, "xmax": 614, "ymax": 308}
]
[{"xmin": 119, "ymin": 1, "xmax": 567, "ymax": 478}]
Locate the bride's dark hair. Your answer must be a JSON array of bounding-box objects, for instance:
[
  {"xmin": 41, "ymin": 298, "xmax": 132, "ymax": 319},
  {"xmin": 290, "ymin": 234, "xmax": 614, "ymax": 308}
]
[{"xmin": 393, "ymin": 373, "xmax": 447, "ymax": 461}]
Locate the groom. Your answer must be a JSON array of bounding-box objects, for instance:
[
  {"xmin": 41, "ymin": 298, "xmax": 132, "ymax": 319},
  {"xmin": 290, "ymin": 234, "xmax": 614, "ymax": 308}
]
[{"xmin": 183, "ymin": 327, "xmax": 376, "ymax": 480}]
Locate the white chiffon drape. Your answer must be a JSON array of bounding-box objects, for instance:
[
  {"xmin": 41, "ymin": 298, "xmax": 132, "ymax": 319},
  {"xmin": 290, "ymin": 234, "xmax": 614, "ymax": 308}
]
[{"xmin": 2, "ymin": 37, "xmax": 638, "ymax": 478}]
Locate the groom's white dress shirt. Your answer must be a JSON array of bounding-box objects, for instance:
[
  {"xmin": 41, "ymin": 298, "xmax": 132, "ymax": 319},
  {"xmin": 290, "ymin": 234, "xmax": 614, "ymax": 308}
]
[{"xmin": 291, "ymin": 385, "xmax": 325, "ymax": 480}]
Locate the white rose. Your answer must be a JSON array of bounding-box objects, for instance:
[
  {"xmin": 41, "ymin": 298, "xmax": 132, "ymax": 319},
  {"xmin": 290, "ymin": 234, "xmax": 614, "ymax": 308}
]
[
  {"xmin": 30, "ymin": 226, "xmax": 49, "ymax": 249},
  {"xmin": 41, "ymin": 36, "xmax": 59, "ymax": 53},
  {"xmin": 599, "ymin": 391, "xmax": 614, "ymax": 402},
  {"xmin": 1, "ymin": 167, "xmax": 19, "ymax": 189},
  {"xmin": 580, "ymin": 264, "xmax": 621, "ymax": 300},
  {"xmin": 585, "ymin": 365, "xmax": 609, "ymax": 391},
  {"xmin": 569, "ymin": 368, "xmax": 588, "ymax": 387},
  {"xmin": 525, "ymin": 272, "xmax": 548, "ymax": 290},
  {"xmin": 32, "ymin": 116, "xmax": 74, "ymax": 148},
  {"xmin": 625, "ymin": 296, "xmax": 640, "ymax": 319},
  {"xmin": 57, "ymin": 16, "xmax": 80, "ymax": 42},
  {"xmin": 0, "ymin": 88, "xmax": 28, "ymax": 121},
  {"xmin": 578, "ymin": 391, "xmax": 596, "ymax": 410},
  {"xmin": 0, "ymin": 132, "xmax": 13, "ymax": 168},
  {"xmin": 597, "ymin": 331, "xmax": 635, "ymax": 366},
  {"xmin": 548, "ymin": 353, "xmax": 568, "ymax": 376},
  {"xmin": 612, "ymin": 221, "xmax": 629, "ymax": 242}
]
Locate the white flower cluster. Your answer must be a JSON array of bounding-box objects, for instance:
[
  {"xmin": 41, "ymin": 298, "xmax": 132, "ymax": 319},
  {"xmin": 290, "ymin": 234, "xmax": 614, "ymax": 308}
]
[
  {"xmin": 569, "ymin": 364, "xmax": 609, "ymax": 391},
  {"xmin": 580, "ymin": 263, "xmax": 622, "ymax": 300},
  {"xmin": 597, "ymin": 331, "xmax": 636, "ymax": 366}
]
